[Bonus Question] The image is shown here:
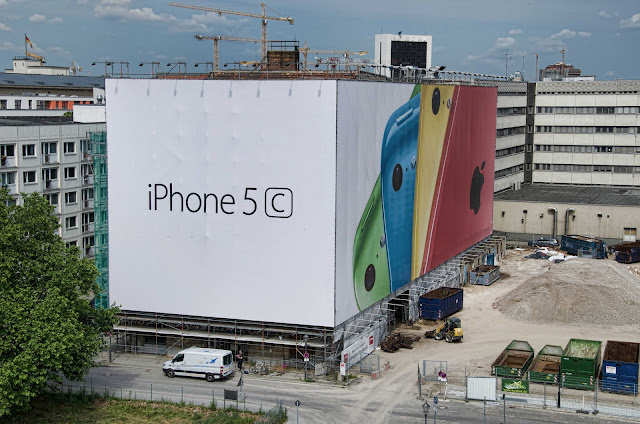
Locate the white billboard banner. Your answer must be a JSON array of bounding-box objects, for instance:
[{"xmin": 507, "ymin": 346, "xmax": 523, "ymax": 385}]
[{"xmin": 106, "ymin": 79, "xmax": 337, "ymax": 326}]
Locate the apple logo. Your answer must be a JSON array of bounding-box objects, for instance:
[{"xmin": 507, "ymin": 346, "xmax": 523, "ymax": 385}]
[{"xmin": 470, "ymin": 161, "xmax": 485, "ymax": 215}]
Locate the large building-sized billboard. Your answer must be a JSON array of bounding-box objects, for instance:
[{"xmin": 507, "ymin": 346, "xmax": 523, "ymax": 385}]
[
  {"xmin": 107, "ymin": 80, "xmax": 496, "ymax": 328},
  {"xmin": 335, "ymin": 82, "xmax": 496, "ymax": 324},
  {"xmin": 106, "ymin": 80, "xmax": 337, "ymax": 327}
]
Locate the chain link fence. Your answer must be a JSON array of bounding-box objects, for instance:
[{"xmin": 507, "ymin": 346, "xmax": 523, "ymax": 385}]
[
  {"xmin": 51, "ymin": 378, "xmax": 288, "ymax": 423},
  {"xmin": 418, "ymin": 361, "xmax": 640, "ymax": 420}
]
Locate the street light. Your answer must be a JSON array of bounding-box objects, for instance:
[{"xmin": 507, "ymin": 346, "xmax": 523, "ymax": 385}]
[
  {"xmin": 166, "ymin": 61, "xmax": 187, "ymax": 76},
  {"xmin": 303, "ymin": 334, "xmax": 309, "ymax": 381},
  {"xmin": 91, "ymin": 61, "xmax": 113, "ymax": 77},
  {"xmin": 194, "ymin": 61, "xmax": 214, "ymax": 73},
  {"xmin": 422, "ymin": 401, "xmax": 430, "ymax": 424},
  {"xmin": 139, "ymin": 61, "xmax": 160, "ymax": 78},
  {"xmin": 111, "ymin": 61, "xmax": 129, "ymax": 78}
]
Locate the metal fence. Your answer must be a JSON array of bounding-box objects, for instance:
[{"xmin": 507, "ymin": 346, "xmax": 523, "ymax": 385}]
[
  {"xmin": 419, "ymin": 361, "xmax": 640, "ymax": 420},
  {"xmin": 51, "ymin": 379, "xmax": 287, "ymax": 423}
]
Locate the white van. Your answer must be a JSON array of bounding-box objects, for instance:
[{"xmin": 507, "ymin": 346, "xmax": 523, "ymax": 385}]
[{"xmin": 163, "ymin": 347, "xmax": 235, "ymax": 382}]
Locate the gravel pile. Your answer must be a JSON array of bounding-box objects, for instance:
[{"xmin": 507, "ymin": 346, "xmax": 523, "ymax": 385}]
[{"xmin": 496, "ymin": 258, "xmax": 640, "ymax": 326}]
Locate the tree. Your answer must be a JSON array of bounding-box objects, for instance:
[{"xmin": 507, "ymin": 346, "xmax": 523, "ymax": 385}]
[{"xmin": 0, "ymin": 190, "xmax": 118, "ymax": 416}]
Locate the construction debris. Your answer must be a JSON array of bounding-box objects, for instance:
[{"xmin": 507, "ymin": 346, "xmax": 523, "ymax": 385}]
[{"xmin": 380, "ymin": 333, "xmax": 421, "ymax": 353}]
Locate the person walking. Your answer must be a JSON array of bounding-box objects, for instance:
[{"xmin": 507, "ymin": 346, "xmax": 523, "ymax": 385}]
[{"xmin": 236, "ymin": 349, "xmax": 244, "ymax": 371}]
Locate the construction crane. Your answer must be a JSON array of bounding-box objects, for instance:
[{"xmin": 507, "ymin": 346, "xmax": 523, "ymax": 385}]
[
  {"xmin": 299, "ymin": 41, "xmax": 367, "ymax": 70},
  {"xmin": 194, "ymin": 35, "xmax": 266, "ymax": 71},
  {"xmin": 26, "ymin": 52, "xmax": 45, "ymax": 64},
  {"xmin": 170, "ymin": 3, "xmax": 293, "ymax": 62}
]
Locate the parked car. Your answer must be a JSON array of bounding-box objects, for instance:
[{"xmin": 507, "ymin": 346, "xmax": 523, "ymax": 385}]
[{"xmin": 527, "ymin": 237, "xmax": 558, "ymax": 247}]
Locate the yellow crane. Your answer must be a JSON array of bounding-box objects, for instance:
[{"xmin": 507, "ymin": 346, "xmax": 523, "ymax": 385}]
[
  {"xmin": 26, "ymin": 52, "xmax": 45, "ymax": 64},
  {"xmin": 299, "ymin": 41, "xmax": 367, "ymax": 70},
  {"xmin": 170, "ymin": 3, "xmax": 293, "ymax": 62},
  {"xmin": 194, "ymin": 35, "xmax": 267, "ymax": 71}
]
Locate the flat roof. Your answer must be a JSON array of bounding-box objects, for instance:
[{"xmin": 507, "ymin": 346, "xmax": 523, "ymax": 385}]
[
  {"xmin": 0, "ymin": 72, "xmax": 104, "ymax": 89},
  {"xmin": 495, "ymin": 184, "xmax": 640, "ymax": 207},
  {"xmin": 0, "ymin": 116, "xmax": 76, "ymax": 126}
]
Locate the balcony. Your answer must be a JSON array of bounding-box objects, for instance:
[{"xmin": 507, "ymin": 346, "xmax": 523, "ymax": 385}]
[
  {"xmin": 82, "ymin": 174, "xmax": 94, "ymax": 186},
  {"xmin": 83, "ymin": 198, "xmax": 94, "ymax": 209},
  {"xmin": 42, "ymin": 153, "xmax": 59, "ymax": 165},
  {"xmin": 82, "ymin": 222, "xmax": 95, "ymax": 234},
  {"xmin": 1, "ymin": 156, "xmax": 16, "ymax": 168},
  {"xmin": 84, "ymin": 246, "xmax": 95, "ymax": 258},
  {"xmin": 42, "ymin": 179, "xmax": 60, "ymax": 191}
]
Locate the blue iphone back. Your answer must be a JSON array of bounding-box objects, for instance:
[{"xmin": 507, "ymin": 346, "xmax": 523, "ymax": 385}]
[{"xmin": 381, "ymin": 92, "xmax": 421, "ymax": 292}]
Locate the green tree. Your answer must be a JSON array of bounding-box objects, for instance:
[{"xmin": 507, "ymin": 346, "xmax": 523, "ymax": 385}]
[{"xmin": 0, "ymin": 190, "xmax": 118, "ymax": 416}]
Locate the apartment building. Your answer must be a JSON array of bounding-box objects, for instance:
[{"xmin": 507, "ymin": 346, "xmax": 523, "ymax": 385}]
[
  {"xmin": 494, "ymin": 81, "xmax": 528, "ymax": 192},
  {"xmin": 532, "ymin": 80, "xmax": 640, "ymax": 186},
  {"xmin": 0, "ymin": 116, "xmax": 105, "ymax": 258}
]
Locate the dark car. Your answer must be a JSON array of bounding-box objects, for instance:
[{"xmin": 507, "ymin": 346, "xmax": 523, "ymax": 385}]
[{"xmin": 527, "ymin": 237, "xmax": 559, "ymax": 247}]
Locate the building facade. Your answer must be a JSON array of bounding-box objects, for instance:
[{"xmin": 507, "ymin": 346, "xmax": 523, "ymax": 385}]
[
  {"xmin": 0, "ymin": 117, "xmax": 104, "ymax": 258},
  {"xmin": 374, "ymin": 34, "xmax": 432, "ymax": 79}
]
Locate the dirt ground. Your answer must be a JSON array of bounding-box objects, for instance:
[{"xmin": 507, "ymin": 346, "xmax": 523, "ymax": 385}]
[{"xmin": 365, "ymin": 247, "xmax": 640, "ymax": 379}]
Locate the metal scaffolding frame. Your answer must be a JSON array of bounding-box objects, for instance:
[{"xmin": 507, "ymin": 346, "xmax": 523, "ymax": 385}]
[{"xmin": 90, "ymin": 131, "xmax": 109, "ymax": 309}]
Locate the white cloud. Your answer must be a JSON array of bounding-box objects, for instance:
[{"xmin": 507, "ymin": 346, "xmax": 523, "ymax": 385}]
[
  {"xmin": 604, "ymin": 71, "xmax": 615, "ymax": 77},
  {"xmin": 495, "ymin": 37, "xmax": 516, "ymax": 49},
  {"xmin": 620, "ymin": 13, "xmax": 640, "ymax": 29},
  {"xmin": 534, "ymin": 28, "xmax": 579, "ymax": 53},
  {"xmin": 578, "ymin": 32, "xmax": 591, "ymax": 38},
  {"xmin": 169, "ymin": 12, "xmax": 247, "ymax": 33},
  {"xmin": 29, "ymin": 14, "xmax": 46, "ymax": 23},
  {"xmin": 598, "ymin": 10, "xmax": 612, "ymax": 19},
  {"xmin": 94, "ymin": 0, "xmax": 175, "ymax": 22},
  {"xmin": 77, "ymin": 0, "xmax": 88, "ymax": 4},
  {"xmin": 0, "ymin": 40, "xmax": 15, "ymax": 50},
  {"xmin": 49, "ymin": 17, "xmax": 63, "ymax": 23},
  {"xmin": 508, "ymin": 29, "xmax": 523, "ymax": 35},
  {"xmin": 0, "ymin": 22, "xmax": 11, "ymax": 31}
]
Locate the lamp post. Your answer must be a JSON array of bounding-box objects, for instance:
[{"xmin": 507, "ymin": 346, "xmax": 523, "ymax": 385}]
[
  {"xmin": 422, "ymin": 401, "xmax": 430, "ymax": 424},
  {"xmin": 166, "ymin": 61, "xmax": 187, "ymax": 77},
  {"xmin": 111, "ymin": 61, "xmax": 129, "ymax": 77},
  {"xmin": 91, "ymin": 61, "xmax": 112, "ymax": 77},
  {"xmin": 139, "ymin": 61, "xmax": 160, "ymax": 78},
  {"xmin": 194, "ymin": 62, "xmax": 215, "ymax": 73}
]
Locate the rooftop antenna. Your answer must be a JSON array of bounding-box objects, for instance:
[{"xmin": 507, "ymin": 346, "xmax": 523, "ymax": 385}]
[
  {"xmin": 535, "ymin": 53, "xmax": 539, "ymax": 81},
  {"xmin": 504, "ymin": 49, "xmax": 512, "ymax": 77},
  {"xmin": 561, "ymin": 46, "xmax": 565, "ymax": 76}
]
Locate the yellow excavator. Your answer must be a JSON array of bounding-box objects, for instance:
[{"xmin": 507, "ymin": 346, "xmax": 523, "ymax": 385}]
[{"xmin": 429, "ymin": 317, "xmax": 463, "ymax": 343}]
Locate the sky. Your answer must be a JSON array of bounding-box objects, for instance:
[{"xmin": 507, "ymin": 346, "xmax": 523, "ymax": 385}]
[{"xmin": 0, "ymin": 0, "xmax": 639, "ymax": 80}]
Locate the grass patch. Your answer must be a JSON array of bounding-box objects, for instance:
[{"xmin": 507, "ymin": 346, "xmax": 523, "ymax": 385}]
[{"xmin": 1, "ymin": 392, "xmax": 281, "ymax": 424}]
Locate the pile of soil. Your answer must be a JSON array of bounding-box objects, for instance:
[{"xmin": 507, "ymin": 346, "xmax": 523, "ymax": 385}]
[
  {"xmin": 495, "ymin": 259, "xmax": 640, "ymax": 326},
  {"xmin": 380, "ymin": 333, "xmax": 421, "ymax": 353}
]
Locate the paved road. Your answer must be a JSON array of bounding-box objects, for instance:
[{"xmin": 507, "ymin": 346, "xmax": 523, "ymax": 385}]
[{"xmin": 65, "ymin": 359, "xmax": 635, "ymax": 424}]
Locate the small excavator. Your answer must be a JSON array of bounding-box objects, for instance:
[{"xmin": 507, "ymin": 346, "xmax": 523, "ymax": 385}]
[{"xmin": 425, "ymin": 317, "xmax": 463, "ymax": 343}]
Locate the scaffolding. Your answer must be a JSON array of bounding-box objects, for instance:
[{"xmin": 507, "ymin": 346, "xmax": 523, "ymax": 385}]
[{"xmin": 91, "ymin": 131, "xmax": 109, "ymax": 309}]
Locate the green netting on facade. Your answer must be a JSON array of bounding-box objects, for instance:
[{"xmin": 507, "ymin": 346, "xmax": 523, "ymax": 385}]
[{"xmin": 90, "ymin": 131, "xmax": 109, "ymax": 309}]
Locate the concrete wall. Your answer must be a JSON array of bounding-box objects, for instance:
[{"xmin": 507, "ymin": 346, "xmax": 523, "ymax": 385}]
[{"xmin": 493, "ymin": 200, "xmax": 640, "ymax": 245}]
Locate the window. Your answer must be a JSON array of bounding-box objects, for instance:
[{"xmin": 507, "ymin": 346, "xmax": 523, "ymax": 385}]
[
  {"xmin": 575, "ymin": 107, "xmax": 594, "ymax": 114},
  {"xmin": 66, "ymin": 241, "xmax": 77, "ymax": 248},
  {"xmin": 596, "ymin": 127, "xmax": 614, "ymax": 133},
  {"xmin": 553, "ymin": 164, "xmax": 572, "ymax": 172},
  {"xmin": 80, "ymin": 139, "xmax": 91, "ymax": 153},
  {"xmin": 624, "ymin": 228, "xmax": 637, "ymax": 237},
  {"xmin": 614, "ymin": 146, "xmax": 635, "ymax": 154},
  {"xmin": 23, "ymin": 171, "xmax": 36, "ymax": 184},
  {"xmin": 553, "ymin": 145, "xmax": 572, "ymax": 152},
  {"xmin": 614, "ymin": 127, "xmax": 631, "ymax": 134},
  {"xmin": 535, "ymin": 145, "xmax": 552, "ymax": 152},
  {"xmin": 556, "ymin": 107, "xmax": 575, "ymax": 114},
  {"xmin": 594, "ymin": 146, "xmax": 613, "ymax": 153},
  {"xmin": 1, "ymin": 172, "xmax": 16, "ymax": 186},
  {"xmin": 0, "ymin": 100, "xmax": 7, "ymax": 110},
  {"xmin": 41, "ymin": 142, "xmax": 57, "ymax": 155},
  {"xmin": 536, "ymin": 126, "xmax": 553, "ymax": 133},
  {"xmin": 22, "ymin": 144, "xmax": 35, "ymax": 157},
  {"xmin": 593, "ymin": 165, "xmax": 612, "ymax": 172},
  {"xmin": 554, "ymin": 126, "xmax": 574, "ymax": 133},
  {"xmin": 3, "ymin": 197, "xmax": 16, "ymax": 207},
  {"xmin": 65, "ymin": 191, "xmax": 77, "ymax": 204},
  {"xmin": 596, "ymin": 107, "xmax": 615, "ymax": 114},
  {"xmin": 575, "ymin": 145, "xmax": 592, "ymax": 153},
  {"xmin": 64, "ymin": 167, "xmax": 76, "ymax": 179},
  {"xmin": 42, "ymin": 168, "xmax": 58, "ymax": 181},
  {"xmin": 45, "ymin": 193, "xmax": 59, "ymax": 205},
  {"xmin": 65, "ymin": 216, "xmax": 78, "ymax": 229},
  {"xmin": 81, "ymin": 164, "xmax": 93, "ymax": 176},
  {"xmin": 63, "ymin": 142, "xmax": 76, "ymax": 154},
  {"xmin": 617, "ymin": 106, "xmax": 639, "ymax": 114},
  {"xmin": 83, "ymin": 235, "xmax": 95, "ymax": 248},
  {"xmin": 82, "ymin": 188, "xmax": 94, "ymax": 201},
  {"xmin": 574, "ymin": 165, "xmax": 591, "ymax": 172},
  {"xmin": 82, "ymin": 212, "xmax": 94, "ymax": 232},
  {"xmin": 0, "ymin": 144, "xmax": 15, "ymax": 158},
  {"xmin": 14, "ymin": 100, "xmax": 21, "ymax": 109},
  {"xmin": 574, "ymin": 126, "xmax": 593, "ymax": 134},
  {"xmin": 613, "ymin": 166, "xmax": 634, "ymax": 173}
]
